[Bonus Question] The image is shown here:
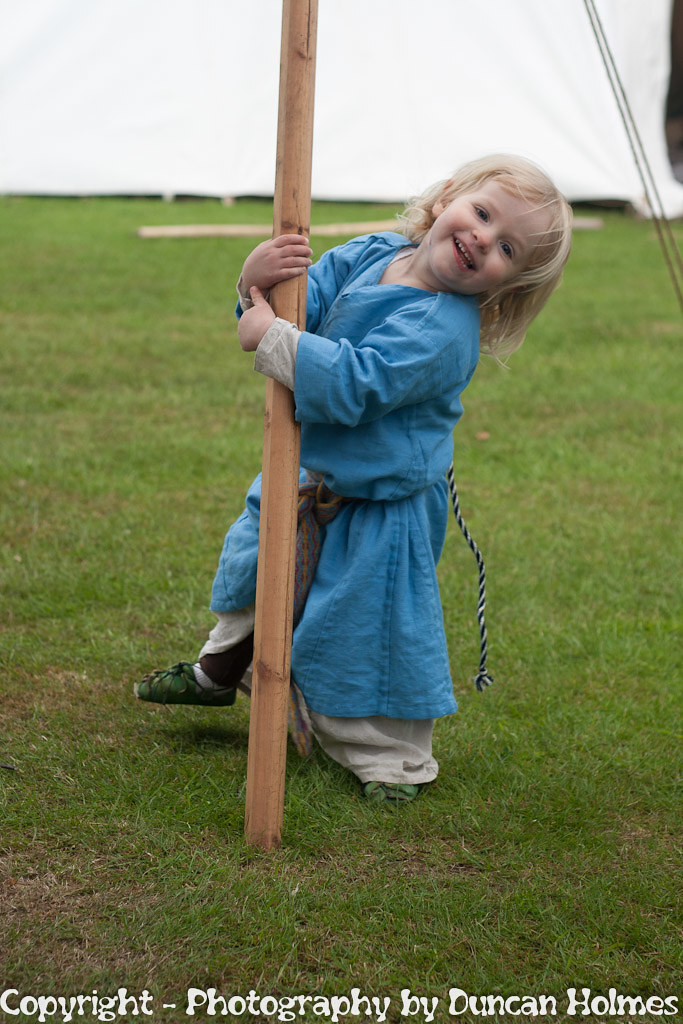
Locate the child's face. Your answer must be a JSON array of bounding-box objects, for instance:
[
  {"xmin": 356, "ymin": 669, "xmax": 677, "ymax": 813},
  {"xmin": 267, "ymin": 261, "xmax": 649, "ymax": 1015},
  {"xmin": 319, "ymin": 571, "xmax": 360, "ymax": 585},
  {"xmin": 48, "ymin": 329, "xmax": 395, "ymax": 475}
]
[{"xmin": 419, "ymin": 180, "xmax": 551, "ymax": 296}]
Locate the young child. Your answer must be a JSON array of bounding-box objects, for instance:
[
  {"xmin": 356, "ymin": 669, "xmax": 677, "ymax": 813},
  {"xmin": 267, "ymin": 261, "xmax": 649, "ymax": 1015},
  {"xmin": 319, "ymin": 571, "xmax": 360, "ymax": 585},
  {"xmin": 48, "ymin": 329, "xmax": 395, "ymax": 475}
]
[{"xmin": 135, "ymin": 154, "xmax": 572, "ymax": 804}]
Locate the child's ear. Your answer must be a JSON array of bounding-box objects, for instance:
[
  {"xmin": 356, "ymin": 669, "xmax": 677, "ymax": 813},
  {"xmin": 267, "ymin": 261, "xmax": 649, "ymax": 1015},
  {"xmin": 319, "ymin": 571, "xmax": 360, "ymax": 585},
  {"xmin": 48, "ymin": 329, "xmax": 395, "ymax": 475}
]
[{"xmin": 432, "ymin": 179, "xmax": 455, "ymax": 218}]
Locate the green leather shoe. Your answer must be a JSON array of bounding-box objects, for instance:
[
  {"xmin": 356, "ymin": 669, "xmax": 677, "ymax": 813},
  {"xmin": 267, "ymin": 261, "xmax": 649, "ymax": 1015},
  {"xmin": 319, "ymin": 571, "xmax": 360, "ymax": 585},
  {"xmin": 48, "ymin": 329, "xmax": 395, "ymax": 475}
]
[
  {"xmin": 134, "ymin": 662, "xmax": 237, "ymax": 707},
  {"xmin": 362, "ymin": 782, "xmax": 421, "ymax": 805}
]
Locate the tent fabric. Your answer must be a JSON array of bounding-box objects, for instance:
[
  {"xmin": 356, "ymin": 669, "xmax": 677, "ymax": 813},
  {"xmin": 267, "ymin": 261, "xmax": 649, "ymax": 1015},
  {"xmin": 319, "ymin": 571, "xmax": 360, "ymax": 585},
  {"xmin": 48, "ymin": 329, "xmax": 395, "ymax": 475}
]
[{"xmin": 1, "ymin": 0, "xmax": 682, "ymax": 216}]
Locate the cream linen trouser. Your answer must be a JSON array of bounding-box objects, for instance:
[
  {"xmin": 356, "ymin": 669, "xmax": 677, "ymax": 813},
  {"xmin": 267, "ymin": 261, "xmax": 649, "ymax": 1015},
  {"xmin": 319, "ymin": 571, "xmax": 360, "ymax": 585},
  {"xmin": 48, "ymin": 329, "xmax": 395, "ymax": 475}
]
[{"xmin": 199, "ymin": 610, "xmax": 438, "ymax": 785}]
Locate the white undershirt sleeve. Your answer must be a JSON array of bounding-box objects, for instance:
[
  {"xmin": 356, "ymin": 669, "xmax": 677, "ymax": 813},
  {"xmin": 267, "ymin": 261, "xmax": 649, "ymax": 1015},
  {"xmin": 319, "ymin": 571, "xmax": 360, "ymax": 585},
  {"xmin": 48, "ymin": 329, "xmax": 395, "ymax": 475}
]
[
  {"xmin": 253, "ymin": 318, "xmax": 301, "ymax": 391},
  {"xmin": 237, "ymin": 276, "xmax": 300, "ymax": 389}
]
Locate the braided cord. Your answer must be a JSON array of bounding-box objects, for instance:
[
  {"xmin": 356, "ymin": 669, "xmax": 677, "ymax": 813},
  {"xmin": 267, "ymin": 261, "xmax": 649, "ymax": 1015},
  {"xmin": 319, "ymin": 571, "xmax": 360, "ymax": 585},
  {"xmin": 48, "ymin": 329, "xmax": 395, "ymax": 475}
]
[{"xmin": 447, "ymin": 463, "xmax": 493, "ymax": 692}]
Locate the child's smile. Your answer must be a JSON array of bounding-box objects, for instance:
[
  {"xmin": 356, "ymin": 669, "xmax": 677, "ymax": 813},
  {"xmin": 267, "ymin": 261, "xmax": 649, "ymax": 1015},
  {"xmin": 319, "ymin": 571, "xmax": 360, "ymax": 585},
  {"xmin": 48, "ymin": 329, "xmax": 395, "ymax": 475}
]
[{"xmin": 453, "ymin": 236, "xmax": 475, "ymax": 270}]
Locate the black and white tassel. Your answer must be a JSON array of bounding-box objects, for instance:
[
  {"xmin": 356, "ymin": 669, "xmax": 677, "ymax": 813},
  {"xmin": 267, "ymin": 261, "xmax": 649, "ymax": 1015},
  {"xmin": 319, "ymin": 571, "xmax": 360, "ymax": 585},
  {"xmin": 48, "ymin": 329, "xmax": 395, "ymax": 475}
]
[{"xmin": 447, "ymin": 463, "xmax": 494, "ymax": 692}]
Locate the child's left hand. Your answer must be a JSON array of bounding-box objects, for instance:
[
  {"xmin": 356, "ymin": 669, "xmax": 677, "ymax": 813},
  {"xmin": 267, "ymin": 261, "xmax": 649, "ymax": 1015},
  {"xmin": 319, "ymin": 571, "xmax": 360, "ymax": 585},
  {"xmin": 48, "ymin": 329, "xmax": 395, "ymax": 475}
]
[
  {"xmin": 238, "ymin": 287, "xmax": 276, "ymax": 351},
  {"xmin": 241, "ymin": 235, "xmax": 312, "ymax": 294}
]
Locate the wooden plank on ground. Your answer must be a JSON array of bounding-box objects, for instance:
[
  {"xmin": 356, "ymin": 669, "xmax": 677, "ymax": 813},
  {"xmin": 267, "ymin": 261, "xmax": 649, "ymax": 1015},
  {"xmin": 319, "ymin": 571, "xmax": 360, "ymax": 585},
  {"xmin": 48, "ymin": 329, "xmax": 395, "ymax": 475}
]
[
  {"xmin": 137, "ymin": 215, "xmax": 603, "ymax": 239},
  {"xmin": 137, "ymin": 220, "xmax": 399, "ymax": 238}
]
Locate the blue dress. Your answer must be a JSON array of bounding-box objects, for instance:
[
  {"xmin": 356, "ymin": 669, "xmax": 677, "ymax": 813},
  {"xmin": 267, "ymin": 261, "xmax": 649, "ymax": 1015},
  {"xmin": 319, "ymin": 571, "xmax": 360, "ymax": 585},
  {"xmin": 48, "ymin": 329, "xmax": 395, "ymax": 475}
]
[{"xmin": 211, "ymin": 233, "xmax": 480, "ymax": 720}]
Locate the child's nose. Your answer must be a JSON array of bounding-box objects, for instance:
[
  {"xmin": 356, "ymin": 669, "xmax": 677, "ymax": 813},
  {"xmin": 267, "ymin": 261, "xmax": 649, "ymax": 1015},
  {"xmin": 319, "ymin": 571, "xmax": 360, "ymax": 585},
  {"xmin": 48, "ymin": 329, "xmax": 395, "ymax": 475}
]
[{"xmin": 473, "ymin": 226, "xmax": 491, "ymax": 252}]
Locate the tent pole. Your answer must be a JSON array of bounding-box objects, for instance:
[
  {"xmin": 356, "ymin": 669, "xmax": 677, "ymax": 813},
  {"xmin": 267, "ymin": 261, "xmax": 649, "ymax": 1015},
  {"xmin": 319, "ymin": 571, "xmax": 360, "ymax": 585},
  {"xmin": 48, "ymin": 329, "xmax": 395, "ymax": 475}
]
[{"xmin": 244, "ymin": 0, "xmax": 318, "ymax": 850}]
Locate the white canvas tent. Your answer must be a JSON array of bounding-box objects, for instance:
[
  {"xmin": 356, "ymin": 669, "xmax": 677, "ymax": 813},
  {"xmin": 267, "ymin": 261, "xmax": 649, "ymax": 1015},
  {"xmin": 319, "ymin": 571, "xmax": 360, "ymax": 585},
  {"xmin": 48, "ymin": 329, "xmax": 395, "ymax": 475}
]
[{"xmin": 2, "ymin": 0, "xmax": 682, "ymax": 216}]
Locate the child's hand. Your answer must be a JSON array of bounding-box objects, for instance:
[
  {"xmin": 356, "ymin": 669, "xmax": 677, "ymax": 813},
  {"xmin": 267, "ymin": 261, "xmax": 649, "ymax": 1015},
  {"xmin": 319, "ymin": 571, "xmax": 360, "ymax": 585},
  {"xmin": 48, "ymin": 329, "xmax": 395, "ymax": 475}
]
[
  {"xmin": 238, "ymin": 287, "xmax": 276, "ymax": 351},
  {"xmin": 241, "ymin": 234, "xmax": 312, "ymax": 294}
]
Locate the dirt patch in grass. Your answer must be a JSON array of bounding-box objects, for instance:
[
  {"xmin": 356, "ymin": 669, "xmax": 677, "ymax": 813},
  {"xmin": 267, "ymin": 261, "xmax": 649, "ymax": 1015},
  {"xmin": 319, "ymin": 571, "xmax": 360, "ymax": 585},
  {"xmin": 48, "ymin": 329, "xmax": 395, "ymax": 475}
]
[{"xmin": 1, "ymin": 850, "xmax": 167, "ymax": 985}]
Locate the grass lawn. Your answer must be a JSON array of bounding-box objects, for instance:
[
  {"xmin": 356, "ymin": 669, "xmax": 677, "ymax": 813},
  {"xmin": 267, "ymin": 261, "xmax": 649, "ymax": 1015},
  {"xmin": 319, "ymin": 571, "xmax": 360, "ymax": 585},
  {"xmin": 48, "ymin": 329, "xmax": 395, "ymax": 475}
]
[{"xmin": 0, "ymin": 196, "xmax": 681, "ymax": 1022}]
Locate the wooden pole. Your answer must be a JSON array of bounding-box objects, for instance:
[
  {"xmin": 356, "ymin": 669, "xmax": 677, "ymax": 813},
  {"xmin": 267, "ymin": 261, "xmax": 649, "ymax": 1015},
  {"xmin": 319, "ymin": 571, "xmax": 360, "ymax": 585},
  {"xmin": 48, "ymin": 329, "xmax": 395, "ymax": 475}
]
[{"xmin": 244, "ymin": 0, "xmax": 318, "ymax": 850}]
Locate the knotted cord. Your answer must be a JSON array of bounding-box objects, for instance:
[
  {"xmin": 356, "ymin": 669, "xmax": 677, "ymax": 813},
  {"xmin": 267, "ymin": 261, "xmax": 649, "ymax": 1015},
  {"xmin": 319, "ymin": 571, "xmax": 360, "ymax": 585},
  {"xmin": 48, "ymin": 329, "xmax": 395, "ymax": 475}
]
[{"xmin": 447, "ymin": 463, "xmax": 494, "ymax": 692}]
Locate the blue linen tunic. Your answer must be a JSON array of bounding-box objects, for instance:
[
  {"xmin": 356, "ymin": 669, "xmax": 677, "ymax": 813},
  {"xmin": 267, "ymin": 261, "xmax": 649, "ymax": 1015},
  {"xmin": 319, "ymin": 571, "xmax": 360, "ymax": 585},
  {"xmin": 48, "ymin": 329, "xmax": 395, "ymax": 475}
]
[{"xmin": 211, "ymin": 233, "xmax": 480, "ymax": 719}]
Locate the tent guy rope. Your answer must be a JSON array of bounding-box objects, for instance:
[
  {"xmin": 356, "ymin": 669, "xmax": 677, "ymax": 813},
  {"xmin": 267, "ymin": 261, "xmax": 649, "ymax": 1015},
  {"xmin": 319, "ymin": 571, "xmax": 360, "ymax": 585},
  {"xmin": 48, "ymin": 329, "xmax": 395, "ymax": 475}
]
[{"xmin": 582, "ymin": 0, "xmax": 683, "ymax": 312}]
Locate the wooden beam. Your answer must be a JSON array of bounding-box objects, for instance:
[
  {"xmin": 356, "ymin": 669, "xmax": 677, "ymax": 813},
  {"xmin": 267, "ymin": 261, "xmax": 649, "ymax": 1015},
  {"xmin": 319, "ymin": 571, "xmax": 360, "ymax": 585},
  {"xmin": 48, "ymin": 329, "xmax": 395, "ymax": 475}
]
[
  {"xmin": 137, "ymin": 219, "xmax": 399, "ymax": 238},
  {"xmin": 138, "ymin": 216, "xmax": 604, "ymax": 239},
  {"xmin": 244, "ymin": 0, "xmax": 318, "ymax": 850}
]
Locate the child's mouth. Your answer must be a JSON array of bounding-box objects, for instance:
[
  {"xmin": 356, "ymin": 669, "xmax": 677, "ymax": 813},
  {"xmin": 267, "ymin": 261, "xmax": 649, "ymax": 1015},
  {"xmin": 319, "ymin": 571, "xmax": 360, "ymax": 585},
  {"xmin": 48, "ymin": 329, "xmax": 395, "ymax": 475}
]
[{"xmin": 453, "ymin": 237, "xmax": 474, "ymax": 270}]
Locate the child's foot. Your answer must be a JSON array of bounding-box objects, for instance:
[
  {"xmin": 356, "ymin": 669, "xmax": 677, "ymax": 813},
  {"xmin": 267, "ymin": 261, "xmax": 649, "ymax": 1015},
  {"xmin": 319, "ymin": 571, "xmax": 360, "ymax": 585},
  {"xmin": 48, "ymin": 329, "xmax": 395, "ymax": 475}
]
[
  {"xmin": 362, "ymin": 782, "xmax": 422, "ymax": 805},
  {"xmin": 134, "ymin": 662, "xmax": 237, "ymax": 706}
]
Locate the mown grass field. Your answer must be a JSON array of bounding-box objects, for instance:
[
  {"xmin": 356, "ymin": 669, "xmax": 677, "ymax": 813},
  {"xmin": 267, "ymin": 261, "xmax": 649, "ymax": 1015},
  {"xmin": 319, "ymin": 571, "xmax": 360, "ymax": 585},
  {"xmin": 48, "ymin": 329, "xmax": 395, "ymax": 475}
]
[{"xmin": 1, "ymin": 196, "xmax": 681, "ymax": 1023}]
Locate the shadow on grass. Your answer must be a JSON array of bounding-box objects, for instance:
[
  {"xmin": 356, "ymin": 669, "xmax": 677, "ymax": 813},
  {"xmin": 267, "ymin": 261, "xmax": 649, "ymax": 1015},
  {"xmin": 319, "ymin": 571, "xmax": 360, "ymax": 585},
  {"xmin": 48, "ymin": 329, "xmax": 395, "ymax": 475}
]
[{"xmin": 151, "ymin": 719, "xmax": 250, "ymax": 753}]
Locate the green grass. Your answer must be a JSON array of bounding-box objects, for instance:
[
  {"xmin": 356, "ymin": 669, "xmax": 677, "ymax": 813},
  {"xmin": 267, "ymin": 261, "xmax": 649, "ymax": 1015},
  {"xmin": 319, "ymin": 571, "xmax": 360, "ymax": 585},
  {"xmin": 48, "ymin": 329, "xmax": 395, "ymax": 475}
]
[{"xmin": 1, "ymin": 196, "xmax": 681, "ymax": 1021}]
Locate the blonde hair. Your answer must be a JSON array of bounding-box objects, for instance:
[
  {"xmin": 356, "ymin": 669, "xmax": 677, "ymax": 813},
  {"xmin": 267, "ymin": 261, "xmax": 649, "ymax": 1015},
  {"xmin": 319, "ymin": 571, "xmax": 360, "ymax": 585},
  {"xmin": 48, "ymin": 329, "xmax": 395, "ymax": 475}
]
[{"xmin": 397, "ymin": 154, "xmax": 573, "ymax": 358}]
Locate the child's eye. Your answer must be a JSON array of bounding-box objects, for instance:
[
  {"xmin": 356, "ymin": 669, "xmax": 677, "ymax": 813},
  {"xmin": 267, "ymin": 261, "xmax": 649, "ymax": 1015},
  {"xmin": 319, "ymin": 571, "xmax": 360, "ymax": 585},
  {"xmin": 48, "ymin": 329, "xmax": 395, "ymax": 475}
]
[
  {"xmin": 501, "ymin": 241, "xmax": 513, "ymax": 258},
  {"xmin": 475, "ymin": 206, "xmax": 488, "ymax": 222}
]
